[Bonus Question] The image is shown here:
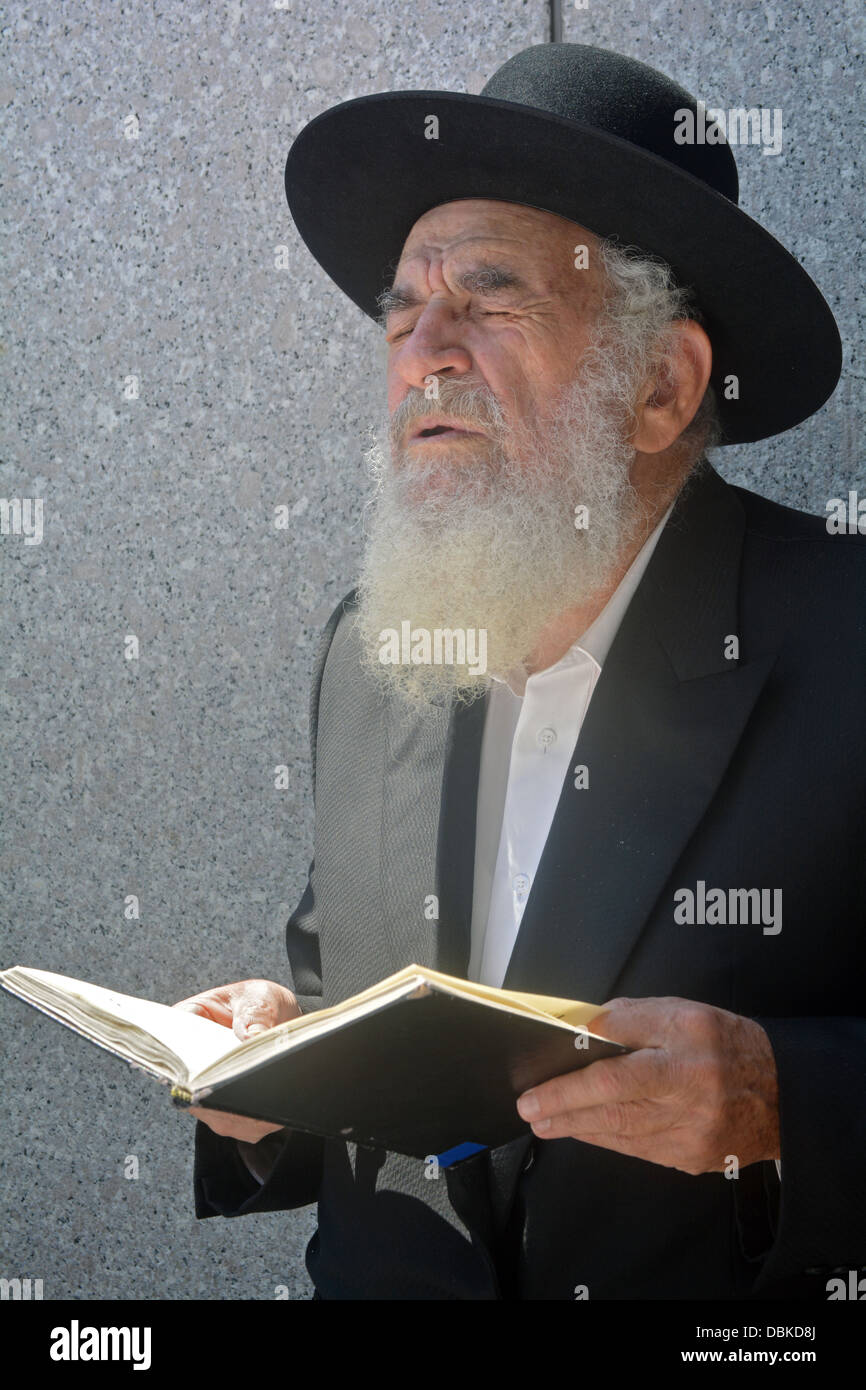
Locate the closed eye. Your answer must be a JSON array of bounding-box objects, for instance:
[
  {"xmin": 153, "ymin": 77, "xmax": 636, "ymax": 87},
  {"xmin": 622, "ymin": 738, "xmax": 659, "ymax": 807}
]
[{"xmin": 388, "ymin": 311, "xmax": 513, "ymax": 342}]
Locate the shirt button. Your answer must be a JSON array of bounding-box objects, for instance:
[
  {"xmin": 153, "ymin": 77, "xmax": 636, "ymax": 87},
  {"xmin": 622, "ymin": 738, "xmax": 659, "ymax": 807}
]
[
  {"xmin": 513, "ymin": 873, "xmax": 530, "ymax": 901},
  {"xmin": 537, "ymin": 726, "xmax": 557, "ymax": 750}
]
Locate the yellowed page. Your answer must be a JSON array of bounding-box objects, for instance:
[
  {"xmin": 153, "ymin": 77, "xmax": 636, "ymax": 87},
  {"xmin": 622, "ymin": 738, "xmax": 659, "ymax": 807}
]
[{"xmin": 393, "ymin": 964, "xmax": 601, "ymax": 1027}]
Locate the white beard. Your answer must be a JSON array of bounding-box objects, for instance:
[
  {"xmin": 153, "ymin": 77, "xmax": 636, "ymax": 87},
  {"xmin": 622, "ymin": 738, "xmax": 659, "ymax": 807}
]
[{"xmin": 352, "ymin": 331, "xmax": 651, "ymax": 709}]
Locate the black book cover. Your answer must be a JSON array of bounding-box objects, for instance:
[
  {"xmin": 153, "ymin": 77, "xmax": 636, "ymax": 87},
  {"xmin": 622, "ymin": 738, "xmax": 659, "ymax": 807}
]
[{"xmin": 187, "ymin": 982, "xmax": 626, "ymax": 1159}]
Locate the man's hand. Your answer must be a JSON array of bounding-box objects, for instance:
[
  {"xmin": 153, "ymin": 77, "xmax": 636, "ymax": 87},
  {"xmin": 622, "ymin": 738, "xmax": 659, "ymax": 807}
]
[
  {"xmin": 516, "ymin": 996, "xmax": 780, "ymax": 1174},
  {"xmin": 172, "ymin": 979, "xmax": 302, "ymax": 1144}
]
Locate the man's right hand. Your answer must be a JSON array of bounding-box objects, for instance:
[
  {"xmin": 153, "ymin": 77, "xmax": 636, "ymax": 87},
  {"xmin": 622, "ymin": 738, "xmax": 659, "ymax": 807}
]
[{"xmin": 172, "ymin": 979, "xmax": 302, "ymax": 1144}]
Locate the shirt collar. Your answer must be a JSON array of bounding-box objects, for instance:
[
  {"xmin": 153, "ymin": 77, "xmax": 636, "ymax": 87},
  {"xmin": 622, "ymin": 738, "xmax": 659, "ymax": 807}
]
[{"xmin": 492, "ymin": 498, "xmax": 676, "ymax": 697}]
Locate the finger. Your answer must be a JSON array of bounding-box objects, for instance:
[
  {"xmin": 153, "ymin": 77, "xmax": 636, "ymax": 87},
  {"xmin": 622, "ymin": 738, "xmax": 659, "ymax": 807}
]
[
  {"xmin": 230, "ymin": 984, "xmax": 283, "ymax": 1039},
  {"xmin": 185, "ymin": 1105, "xmax": 241, "ymax": 1135},
  {"xmin": 185, "ymin": 1106, "xmax": 284, "ymax": 1143},
  {"xmin": 185, "ymin": 1106, "xmax": 239, "ymax": 1137},
  {"xmin": 586, "ymin": 996, "xmax": 684, "ymax": 1048},
  {"xmin": 242, "ymin": 1120, "xmax": 287, "ymax": 1140},
  {"xmin": 517, "ymin": 1048, "xmax": 664, "ymax": 1122},
  {"xmin": 173, "ymin": 992, "xmax": 234, "ymax": 1028},
  {"xmin": 530, "ymin": 1097, "xmax": 671, "ymax": 1141}
]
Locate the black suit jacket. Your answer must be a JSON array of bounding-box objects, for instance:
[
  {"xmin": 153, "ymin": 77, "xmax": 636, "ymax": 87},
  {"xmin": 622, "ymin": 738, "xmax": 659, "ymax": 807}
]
[{"xmin": 194, "ymin": 459, "xmax": 866, "ymax": 1299}]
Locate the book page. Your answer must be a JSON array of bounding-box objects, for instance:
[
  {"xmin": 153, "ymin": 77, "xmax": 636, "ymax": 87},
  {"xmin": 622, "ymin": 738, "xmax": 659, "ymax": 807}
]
[
  {"xmin": 371, "ymin": 964, "xmax": 602, "ymax": 1028},
  {"xmin": 0, "ymin": 967, "xmax": 244, "ymax": 1081}
]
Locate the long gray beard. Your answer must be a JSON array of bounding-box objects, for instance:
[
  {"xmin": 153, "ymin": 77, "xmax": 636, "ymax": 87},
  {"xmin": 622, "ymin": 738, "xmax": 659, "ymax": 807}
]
[{"xmin": 352, "ymin": 339, "xmax": 650, "ymax": 709}]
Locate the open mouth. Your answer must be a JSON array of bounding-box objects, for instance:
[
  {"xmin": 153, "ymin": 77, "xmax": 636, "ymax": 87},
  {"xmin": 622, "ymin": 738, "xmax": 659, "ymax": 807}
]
[{"xmin": 412, "ymin": 425, "xmax": 478, "ymax": 441}]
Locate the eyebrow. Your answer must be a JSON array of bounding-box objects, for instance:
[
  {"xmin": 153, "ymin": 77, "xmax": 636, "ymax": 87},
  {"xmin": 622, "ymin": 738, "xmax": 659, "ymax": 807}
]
[{"xmin": 376, "ymin": 264, "xmax": 530, "ymax": 328}]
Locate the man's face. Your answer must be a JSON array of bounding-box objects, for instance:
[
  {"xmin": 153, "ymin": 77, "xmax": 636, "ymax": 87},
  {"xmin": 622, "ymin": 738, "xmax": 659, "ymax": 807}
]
[
  {"xmin": 383, "ymin": 200, "xmax": 607, "ymax": 489},
  {"xmin": 353, "ymin": 198, "xmax": 653, "ymax": 707}
]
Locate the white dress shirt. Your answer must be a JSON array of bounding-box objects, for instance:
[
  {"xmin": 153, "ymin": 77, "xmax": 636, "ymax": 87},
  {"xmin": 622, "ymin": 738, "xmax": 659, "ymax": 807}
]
[{"xmin": 468, "ymin": 502, "xmax": 674, "ymax": 986}]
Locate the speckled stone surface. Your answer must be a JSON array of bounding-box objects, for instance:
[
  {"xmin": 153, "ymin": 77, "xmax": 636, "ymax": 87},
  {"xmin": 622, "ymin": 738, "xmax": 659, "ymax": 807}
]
[{"xmin": 0, "ymin": 1, "xmax": 862, "ymax": 1300}]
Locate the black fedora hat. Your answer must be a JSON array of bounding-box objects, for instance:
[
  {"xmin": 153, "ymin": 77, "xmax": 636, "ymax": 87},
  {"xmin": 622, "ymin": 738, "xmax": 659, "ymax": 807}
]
[{"xmin": 284, "ymin": 42, "xmax": 841, "ymax": 445}]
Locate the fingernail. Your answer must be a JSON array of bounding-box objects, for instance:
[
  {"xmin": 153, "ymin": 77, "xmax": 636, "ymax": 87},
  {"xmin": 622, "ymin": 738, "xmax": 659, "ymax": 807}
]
[
  {"xmin": 517, "ymin": 1091, "xmax": 539, "ymax": 1119},
  {"xmin": 245, "ymin": 1023, "xmax": 266, "ymax": 1036}
]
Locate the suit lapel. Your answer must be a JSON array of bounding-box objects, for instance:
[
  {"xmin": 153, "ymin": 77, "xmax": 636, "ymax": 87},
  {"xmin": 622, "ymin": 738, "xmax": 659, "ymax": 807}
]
[{"xmin": 501, "ymin": 619, "xmax": 776, "ymax": 1002}]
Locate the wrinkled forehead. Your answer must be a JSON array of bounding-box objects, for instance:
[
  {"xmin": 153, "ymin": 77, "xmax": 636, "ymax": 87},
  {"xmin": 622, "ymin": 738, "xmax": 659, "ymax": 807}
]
[{"xmin": 394, "ymin": 197, "xmax": 598, "ymax": 274}]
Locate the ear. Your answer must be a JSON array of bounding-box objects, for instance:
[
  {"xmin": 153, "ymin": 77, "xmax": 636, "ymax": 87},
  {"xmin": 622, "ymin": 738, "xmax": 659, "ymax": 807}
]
[{"xmin": 631, "ymin": 320, "xmax": 713, "ymax": 454}]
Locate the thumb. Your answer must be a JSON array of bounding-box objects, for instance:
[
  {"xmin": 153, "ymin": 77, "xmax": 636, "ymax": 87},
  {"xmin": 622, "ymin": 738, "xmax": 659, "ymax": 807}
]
[
  {"xmin": 585, "ymin": 997, "xmax": 630, "ymax": 1039},
  {"xmin": 586, "ymin": 996, "xmax": 669, "ymax": 1049},
  {"xmin": 232, "ymin": 992, "xmax": 277, "ymax": 1041}
]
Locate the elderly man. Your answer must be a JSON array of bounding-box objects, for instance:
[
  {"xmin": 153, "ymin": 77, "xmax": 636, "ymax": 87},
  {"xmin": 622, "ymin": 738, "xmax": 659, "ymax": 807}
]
[{"xmin": 179, "ymin": 44, "xmax": 865, "ymax": 1299}]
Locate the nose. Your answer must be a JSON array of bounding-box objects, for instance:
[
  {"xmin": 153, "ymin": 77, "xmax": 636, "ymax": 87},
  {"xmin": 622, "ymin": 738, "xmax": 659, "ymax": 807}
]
[{"xmin": 388, "ymin": 301, "xmax": 474, "ymax": 402}]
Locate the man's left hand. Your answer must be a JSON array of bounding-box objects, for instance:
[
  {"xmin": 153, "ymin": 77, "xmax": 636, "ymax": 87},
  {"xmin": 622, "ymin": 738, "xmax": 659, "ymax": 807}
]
[{"xmin": 516, "ymin": 997, "xmax": 780, "ymax": 1174}]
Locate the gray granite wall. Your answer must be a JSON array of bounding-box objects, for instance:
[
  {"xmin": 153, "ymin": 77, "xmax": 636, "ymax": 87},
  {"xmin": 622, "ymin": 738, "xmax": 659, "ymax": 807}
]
[{"xmin": 1, "ymin": 0, "xmax": 862, "ymax": 1299}]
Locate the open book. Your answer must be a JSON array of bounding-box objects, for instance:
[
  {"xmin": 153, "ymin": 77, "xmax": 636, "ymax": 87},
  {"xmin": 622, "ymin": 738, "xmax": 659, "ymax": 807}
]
[{"xmin": 0, "ymin": 963, "xmax": 626, "ymax": 1159}]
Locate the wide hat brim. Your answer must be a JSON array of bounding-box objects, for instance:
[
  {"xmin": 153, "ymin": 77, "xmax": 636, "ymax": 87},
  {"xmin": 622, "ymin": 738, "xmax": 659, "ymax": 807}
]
[{"xmin": 284, "ymin": 88, "xmax": 841, "ymax": 445}]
